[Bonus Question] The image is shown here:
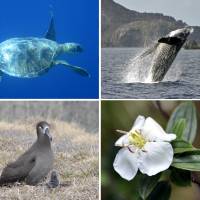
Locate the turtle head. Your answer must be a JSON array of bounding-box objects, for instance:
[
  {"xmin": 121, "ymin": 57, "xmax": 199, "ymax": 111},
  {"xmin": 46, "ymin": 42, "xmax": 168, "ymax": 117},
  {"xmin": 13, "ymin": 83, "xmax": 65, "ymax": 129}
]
[{"xmin": 58, "ymin": 43, "xmax": 83, "ymax": 54}]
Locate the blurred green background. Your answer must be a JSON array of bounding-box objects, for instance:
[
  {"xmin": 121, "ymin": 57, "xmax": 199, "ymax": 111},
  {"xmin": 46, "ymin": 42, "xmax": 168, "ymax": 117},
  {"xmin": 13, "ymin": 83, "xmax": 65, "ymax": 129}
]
[{"xmin": 101, "ymin": 101, "xmax": 200, "ymax": 200}]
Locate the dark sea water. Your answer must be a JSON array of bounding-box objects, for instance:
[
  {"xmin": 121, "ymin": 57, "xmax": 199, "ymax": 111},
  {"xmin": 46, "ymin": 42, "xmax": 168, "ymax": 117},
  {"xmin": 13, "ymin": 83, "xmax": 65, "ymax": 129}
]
[
  {"xmin": 102, "ymin": 48, "xmax": 200, "ymax": 99},
  {"xmin": 0, "ymin": 0, "xmax": 99, "ymax": 98}
]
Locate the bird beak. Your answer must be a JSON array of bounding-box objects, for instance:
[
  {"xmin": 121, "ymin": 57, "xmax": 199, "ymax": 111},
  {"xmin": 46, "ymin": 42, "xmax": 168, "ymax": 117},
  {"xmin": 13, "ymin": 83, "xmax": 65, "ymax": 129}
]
[{"xmin": 44, "ymin": 127, "xmax": 52, "ymax": 141}]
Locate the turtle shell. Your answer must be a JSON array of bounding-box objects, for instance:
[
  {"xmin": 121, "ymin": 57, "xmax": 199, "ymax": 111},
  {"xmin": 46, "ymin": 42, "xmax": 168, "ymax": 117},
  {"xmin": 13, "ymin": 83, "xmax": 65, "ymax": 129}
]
[{"xmin": 0, "ymin": 37, "xmax": 58, "ymax": 78}]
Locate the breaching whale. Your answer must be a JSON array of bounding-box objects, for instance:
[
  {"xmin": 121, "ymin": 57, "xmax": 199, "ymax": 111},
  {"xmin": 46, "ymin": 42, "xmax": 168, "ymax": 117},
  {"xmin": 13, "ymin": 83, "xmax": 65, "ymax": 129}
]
[{"xmin": 142, "ymin": 27, "xmax": 193, "ymax": 82}]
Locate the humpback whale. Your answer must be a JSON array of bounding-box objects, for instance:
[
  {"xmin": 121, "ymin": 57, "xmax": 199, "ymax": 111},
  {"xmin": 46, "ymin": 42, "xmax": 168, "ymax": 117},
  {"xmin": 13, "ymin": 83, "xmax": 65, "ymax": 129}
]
[{"xmin": 143, "ymin": 27, "xmax": 193, "ymax": 82}]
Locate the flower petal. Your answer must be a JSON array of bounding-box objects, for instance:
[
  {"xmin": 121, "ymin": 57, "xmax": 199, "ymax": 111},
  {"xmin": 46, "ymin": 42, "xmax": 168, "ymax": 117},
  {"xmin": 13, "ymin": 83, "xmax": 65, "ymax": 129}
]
[
  {"xmin": 113, "ymin": 148, "xmax": 138, "ymax": 181},
  {"xmin": 131, "ymin": 115, "xmax": 145, "ymax": 131},
  {"xmin": 142, "ymin": 117, "xmax": 176, "ymax": 142},
  {"xmin": 139, "ymin": 142, "xmax": 173, "ymax": 176},
  {"xmin": 115, "ymin": 134, "xmax": 129, "ymax": 147}
]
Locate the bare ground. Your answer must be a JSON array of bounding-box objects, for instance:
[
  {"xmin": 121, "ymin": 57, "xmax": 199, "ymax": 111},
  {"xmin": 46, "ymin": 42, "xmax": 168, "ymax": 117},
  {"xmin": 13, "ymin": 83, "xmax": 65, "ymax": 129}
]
[{"xmin": 0, "ymin": 119, "xmax": 99, "ymax": 200}]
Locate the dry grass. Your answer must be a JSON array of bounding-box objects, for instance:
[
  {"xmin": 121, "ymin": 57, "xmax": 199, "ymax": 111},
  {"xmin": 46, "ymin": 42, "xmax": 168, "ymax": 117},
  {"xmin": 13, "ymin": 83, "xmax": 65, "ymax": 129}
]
[{"xmin": 0, "ymin": 120, "xmax": 99, "ymax": 200}]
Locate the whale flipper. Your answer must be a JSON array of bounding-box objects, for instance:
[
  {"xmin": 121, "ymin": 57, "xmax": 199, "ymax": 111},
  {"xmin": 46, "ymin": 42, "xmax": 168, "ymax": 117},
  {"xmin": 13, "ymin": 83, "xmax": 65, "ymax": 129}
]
[
  {"xmin": 137, "ymin": 43, "xmax": 159, "ymax": 59},
  {"xmin": 45, "ymin": 16, "xmax": 56, "ymax": 41}
]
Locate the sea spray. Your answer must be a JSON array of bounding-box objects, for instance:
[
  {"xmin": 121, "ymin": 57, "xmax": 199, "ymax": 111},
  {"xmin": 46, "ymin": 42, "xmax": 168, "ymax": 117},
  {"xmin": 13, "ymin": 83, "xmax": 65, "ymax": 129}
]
[{"xmin": 124, "ymin": 45, "xmax": 155, "ymax": 83}]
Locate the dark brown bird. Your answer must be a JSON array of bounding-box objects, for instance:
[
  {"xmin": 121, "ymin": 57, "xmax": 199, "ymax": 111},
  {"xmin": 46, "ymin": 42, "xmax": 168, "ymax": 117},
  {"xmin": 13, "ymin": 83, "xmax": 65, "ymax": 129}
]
[
  {"xmin": 46, "ymin": 170, "xmax": 71, "ymax": 188},
  {"xmin": 0, "ymin": 121, "xmax": 54, "ymax": 186},
  {"xmin": 46, "ymin": 170, "xmax": 60, "ymax": 188}
]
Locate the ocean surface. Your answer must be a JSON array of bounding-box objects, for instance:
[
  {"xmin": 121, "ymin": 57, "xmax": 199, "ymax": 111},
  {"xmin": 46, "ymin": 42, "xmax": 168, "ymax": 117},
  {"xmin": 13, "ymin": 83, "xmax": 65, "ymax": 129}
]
[
  {"xmin": 0, "ymin": 0, "xmax": 98, "ymax": 98},
  {"xmin": 102, "ymin": 48, "xmax": 200, "ymax": 99}
]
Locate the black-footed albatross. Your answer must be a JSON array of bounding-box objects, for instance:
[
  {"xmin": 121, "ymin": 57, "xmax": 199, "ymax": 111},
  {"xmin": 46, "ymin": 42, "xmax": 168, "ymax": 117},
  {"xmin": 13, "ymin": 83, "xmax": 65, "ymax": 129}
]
[
  {"xmin": 47, "ymin": 170, "xmax": 59, "ymax": 188},
  {"xmin": 0, "ymin": 121, "xmax": 54, "ymax": 186}
]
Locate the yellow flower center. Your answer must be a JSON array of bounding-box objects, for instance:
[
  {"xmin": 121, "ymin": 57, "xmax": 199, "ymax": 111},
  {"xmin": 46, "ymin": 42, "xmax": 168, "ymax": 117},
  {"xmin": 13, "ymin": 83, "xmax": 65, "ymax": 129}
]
[{"xmin": 129, "ymin": 130, "xmax": 146, "ymax": 149}]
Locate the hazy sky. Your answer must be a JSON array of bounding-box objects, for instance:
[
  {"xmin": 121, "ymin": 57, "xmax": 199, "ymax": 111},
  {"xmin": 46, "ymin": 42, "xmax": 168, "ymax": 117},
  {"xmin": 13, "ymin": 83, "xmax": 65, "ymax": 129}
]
[{"xmin": 114, "ymin": 0, "xmax": 200, "ymax": 26}]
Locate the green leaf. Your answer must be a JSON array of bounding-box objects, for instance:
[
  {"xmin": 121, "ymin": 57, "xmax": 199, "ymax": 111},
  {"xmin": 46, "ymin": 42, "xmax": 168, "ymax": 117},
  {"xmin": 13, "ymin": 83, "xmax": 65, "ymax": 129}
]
[
  {"xmin": 147, "ymin": 181, "xmax": 171, "ymax": 200},
  {"xmin": 172, "ymin": 140, "xmax": 199, "ymax": 154},
  {"xmin": 172, "ymin": 119, "xmax": 186, "ymax": 139},
  {"xmin": 170, "ymin": 168, "xmax": 191, "ymax": 186},
  {"xmin": 166, "ymin": 102, "xmax": 197, "ymax": 143},
  {"xmin": 172, "ymin": 152, "xmax": 200, "ymax": 171},
  {"xmin": 139, "ymin": 173, "xmax": 161, "ymax": 200}
]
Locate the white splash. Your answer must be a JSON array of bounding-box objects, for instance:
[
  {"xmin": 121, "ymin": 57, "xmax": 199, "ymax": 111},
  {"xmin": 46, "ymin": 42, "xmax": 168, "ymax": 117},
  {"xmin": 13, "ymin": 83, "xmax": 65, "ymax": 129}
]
[
  {"xmin": 124, "ymin": 48, "xmax": 154, "ymax": 83},
  {"xmin": 123, "ymin": 46, "xmax": 183, "ymax": 83}
]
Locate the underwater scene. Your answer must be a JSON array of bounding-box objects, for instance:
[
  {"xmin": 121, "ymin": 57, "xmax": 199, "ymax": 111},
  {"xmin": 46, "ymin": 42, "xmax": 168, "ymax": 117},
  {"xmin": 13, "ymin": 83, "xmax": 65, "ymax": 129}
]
[{"xmin": 0, "ymin": 0, "xmax": 99, "ymax": 98}]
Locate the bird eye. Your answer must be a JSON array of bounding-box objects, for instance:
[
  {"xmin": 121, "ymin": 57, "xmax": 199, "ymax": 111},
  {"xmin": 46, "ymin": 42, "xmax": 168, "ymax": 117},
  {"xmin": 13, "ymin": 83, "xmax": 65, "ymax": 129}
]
[{"xmin": 38, "ymin": 125, "xmax": 43, "ymax": 129}]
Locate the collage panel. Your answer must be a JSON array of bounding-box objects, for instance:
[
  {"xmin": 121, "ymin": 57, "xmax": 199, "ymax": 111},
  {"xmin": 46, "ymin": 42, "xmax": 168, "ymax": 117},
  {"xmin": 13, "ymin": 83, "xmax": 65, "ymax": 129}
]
[
  {"xmin": 102, "ymin": 0, "xmax": 200, "ymax": 99},
  {"xmin": 102, "ymin": 100, "xmax": 200, "ymax": 199},
  {"xmin": 0, "ymin": 0, "xmax": 99, "ymax": 99},
  {"xmin": 0, "ymin": 101, "xmax": 99, "ymax": 199}
]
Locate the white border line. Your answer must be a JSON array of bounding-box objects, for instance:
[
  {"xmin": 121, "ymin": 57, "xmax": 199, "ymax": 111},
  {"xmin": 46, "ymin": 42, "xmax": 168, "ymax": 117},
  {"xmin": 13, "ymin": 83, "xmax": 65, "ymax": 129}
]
[
  {"xmin": 100, "ymin": 99, "xmax": 198, "ymax": 101},
  {"xmin": 99, "ymin": 0, "xmax": 101, "ymax": 199},
  {"xmin": 99, "ymin": 0, "xmax": 102, "ymax": 101},
  {"xmin": 0, "ymin": 99, "xmax": 99, "ymax": 101}
]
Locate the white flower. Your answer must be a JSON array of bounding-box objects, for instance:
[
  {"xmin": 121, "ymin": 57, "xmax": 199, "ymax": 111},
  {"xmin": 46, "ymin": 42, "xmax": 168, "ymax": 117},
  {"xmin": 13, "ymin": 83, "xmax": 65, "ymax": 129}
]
[{"xmin": 113, "ymin": 115, "xmax": 176, "ymax": 181}]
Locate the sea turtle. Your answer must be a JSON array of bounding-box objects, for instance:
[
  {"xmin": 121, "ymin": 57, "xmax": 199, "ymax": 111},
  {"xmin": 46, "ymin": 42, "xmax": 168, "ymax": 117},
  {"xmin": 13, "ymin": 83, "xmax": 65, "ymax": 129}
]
[{"xmin": 0, "ymin": 16, "xmax": 90, "ymax": 80}]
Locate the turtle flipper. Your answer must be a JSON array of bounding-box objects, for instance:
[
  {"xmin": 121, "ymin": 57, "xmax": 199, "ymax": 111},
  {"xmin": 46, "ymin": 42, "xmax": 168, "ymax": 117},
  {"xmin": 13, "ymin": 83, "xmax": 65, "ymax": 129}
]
[
  {"xmin": 45, "ymin": 15, "xmax": 56, "ymax": 41},
  {"xmin": 54, "ymin": 60, "xmax": 90, "ymax": 77}
]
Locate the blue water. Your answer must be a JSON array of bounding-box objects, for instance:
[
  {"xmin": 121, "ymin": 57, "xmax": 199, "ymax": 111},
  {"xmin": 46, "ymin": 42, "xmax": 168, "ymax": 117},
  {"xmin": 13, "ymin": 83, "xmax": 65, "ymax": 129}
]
[{"xmin": 0, "ymin": 0, "xmax": 99, "ymax": 98}]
